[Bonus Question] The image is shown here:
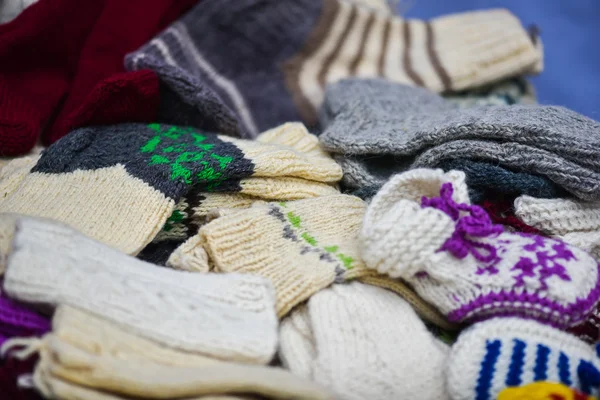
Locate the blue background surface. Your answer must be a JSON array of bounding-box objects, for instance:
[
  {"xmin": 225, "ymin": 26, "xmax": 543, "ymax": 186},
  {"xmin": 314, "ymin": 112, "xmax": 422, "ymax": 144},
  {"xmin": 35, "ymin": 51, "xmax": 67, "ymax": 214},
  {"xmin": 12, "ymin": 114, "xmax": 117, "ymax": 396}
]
[{"xmin": 401, "ymin": 0, "xmax": 600, "ymax": 119}]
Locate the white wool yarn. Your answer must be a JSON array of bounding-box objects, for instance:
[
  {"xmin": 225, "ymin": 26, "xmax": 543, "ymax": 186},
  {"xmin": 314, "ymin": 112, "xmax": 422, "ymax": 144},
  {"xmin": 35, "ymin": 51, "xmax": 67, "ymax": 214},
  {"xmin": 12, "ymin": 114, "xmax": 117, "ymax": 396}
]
[
  {"xmin": 515, "ymin": 195, "xmax": 600, "ymax": 259},
  {"xmin": 279, "ymin": 281, "xmax": 449, "ymax": 400},
  {"xmin": 3, "ymin": 217, "xmax": 278, "ymax": 364}
]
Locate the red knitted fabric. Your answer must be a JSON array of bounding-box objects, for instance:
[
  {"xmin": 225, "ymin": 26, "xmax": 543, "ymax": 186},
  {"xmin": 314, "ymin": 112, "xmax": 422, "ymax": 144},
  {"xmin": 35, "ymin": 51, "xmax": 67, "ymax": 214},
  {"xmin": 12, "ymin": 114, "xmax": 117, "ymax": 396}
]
[
  {"xmin": 0, "ymin": 0, "xmax": 199, "ymax": 156},
  {"xmin": 63, "ymin": 70, "xmax": 160, "ymax": 132},
  {"xmin": 0, "ymin": 355, "xmax": 41, "ymax": 400},
  {"xmin": 480, "ymin": 200, "xmax": 544, "ymax": 235}
]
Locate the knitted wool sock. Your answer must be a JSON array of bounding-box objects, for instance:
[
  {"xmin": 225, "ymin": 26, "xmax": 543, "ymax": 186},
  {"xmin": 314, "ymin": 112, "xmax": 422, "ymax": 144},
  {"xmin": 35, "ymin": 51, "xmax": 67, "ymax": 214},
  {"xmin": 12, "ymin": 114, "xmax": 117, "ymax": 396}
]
[
  {"xmin": 0, "ymin": 0, "xmax": 200, "ymax": 154},
  {"xmin": 279, "ymin": 282, "xmax": 449, "ymax": 400},
  {"xmin": 13, "ymin": 305, "xmax": 332, "ymax": 400},
  {"xmin": 142, "ymin": 122, "xmax": 342, "ymax": 264},
  {"xmin": 126, "ymin": 1, "xmax": 541, "ymax": 136},
  {"xmin": 60, "ymin": 70, "xmax": 161, "ymax": 134},
  {"xmin": 5, "ymin": 306, "xmax": 331, "ymax": 399},
  {"xmin": 199, "ymin": 195, "xmax": 374, "ymax": 317},
  {"xmin": 0, "ymin": 286, "xmax": 50, "ymax": 347},
  {"xmin": 41, "ymin": 0, "xmax": 200, "ymax": 145},
  {"xmin": 447, "ymin": 318, "xmax": 600, "ymax": 400},
  {"xmin": 498, "ymin": 382, "xmax": 596, "ymax": 400},
  {"xmin": 4, "ymin": 217, "xmax": 278, "ymax": 364},
  {"xmin": 319, "ymin": 79, "xmax": 600, "ymax": 201},
  {"xmin": 444, "ymin": 77, "xmax": 537, "ymax": 108},
  {"xmin": 438, "ymin": 159, "xmax": 565, "ymax": 204},
  {"xmin": 0, "ymin": 123, "xmax": 340, "ymax": 255},
  {"xmin": 515, "ymin": 196, "xmax": 600, "ymax": 260},
  {"xmin": 0, "ymin": 0, "xmax": 105, "ymax": 156},
  {"xmin": 359, "ymin": 168, "xmax": 600, "ymax": 328}
]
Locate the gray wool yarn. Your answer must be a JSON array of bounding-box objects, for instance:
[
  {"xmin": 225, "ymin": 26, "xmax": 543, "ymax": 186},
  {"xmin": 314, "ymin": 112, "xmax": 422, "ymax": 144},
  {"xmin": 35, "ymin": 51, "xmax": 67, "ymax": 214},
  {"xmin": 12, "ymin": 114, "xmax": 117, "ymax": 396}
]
[{"xmin": 319, "ymin": 78, "xmax": 600, "ymax": 200}]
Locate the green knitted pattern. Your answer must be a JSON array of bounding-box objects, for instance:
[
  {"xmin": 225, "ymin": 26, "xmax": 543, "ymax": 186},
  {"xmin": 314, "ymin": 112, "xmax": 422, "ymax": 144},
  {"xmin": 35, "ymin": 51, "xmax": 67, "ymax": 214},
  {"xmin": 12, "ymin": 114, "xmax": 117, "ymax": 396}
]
[
  {"xmin": 279, "ymin": 202, "xmax": 355, "ymax": 270},
  {"xmin": 141, "ymin": 124, "xmax": 234, "ymax": 191}
]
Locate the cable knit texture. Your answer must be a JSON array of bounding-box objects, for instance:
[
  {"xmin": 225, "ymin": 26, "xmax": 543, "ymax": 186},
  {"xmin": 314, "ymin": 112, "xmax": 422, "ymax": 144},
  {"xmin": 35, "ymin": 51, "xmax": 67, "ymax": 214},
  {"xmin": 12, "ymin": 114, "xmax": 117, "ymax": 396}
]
[
  {"xmin": 360, "ymin": 168, "xmax": 600, "ymax": 328},
  {"xmin": 447, "ymin": 318, "xmax": 600, "ymax": 400},
  {"xmin": 3, "ymin": 217, "xmax": 278, "ymax": 364},
  {"xmin": 27, "ymin": 305, "xmax": 333, "ymax": 400},
  {"xmin": 319, "ymin": 79, "xmax": 600, "ymax": 200},
  {"xmin": 279, "ymin": 282, "xmax": 449, "ymax": 400}
]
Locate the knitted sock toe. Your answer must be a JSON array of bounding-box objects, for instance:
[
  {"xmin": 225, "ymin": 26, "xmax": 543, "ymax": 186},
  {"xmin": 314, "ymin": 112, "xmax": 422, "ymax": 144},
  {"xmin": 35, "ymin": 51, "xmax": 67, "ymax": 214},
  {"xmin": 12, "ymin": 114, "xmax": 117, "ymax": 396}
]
[
  {"xmin": 200, "ymin": 195, "xmax": 373, "ymax": 317},
  {"xmin": 280, "ymin": 282, "xmax": 449, "ymax": 400},
  {"xmin": 447, "ymin": 318, "xmax": 600, "ymax": 400}
]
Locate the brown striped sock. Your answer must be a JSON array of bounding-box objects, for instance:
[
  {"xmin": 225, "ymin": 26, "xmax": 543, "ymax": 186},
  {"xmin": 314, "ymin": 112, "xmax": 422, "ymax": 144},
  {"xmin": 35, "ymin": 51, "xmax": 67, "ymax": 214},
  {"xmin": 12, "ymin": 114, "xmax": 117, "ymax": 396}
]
[{"xmin": 127, "ymin": 0, "xmax": 543, "ymax": 134}]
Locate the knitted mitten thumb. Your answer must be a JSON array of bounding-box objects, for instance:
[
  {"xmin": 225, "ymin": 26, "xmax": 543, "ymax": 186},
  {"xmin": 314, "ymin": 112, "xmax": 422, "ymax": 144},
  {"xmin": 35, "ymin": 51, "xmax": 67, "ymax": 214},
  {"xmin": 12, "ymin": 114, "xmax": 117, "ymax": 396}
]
[{"xmin": 360, "ymin": 168, "xmax": 468, "ymax": 278}]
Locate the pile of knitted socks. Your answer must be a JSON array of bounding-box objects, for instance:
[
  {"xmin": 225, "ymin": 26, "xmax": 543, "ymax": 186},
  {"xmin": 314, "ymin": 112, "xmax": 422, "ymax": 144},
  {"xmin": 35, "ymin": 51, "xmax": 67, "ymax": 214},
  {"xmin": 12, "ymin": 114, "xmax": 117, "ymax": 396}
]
[{"xmin": 1, "ymin": 1, "xmax": 600, "ymax": 399}]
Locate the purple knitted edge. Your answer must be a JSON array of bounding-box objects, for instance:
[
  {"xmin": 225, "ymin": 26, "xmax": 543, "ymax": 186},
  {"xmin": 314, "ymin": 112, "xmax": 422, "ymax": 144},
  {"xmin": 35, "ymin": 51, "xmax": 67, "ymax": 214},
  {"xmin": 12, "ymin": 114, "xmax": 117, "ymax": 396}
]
[
  {"xmin": 0, "ymin": 294, "xmax": 50, "ymax": 332},
  {"xmin": 448, "ymin": 270, "xmax": 600, "ymax": 328}
]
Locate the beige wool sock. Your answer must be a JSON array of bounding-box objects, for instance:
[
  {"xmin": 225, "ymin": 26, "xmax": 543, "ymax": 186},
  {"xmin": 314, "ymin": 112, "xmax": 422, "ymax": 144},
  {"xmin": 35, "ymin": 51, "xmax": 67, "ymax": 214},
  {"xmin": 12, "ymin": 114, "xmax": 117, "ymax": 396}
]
[
  {"xmin": 199, "ymin": 195, "xmax": 376, "ymax": 317},
  {"xmin": 0, "ymin": 123, "xmax": 341, "ymax": 255},
  {"xmin": 4, "ymin": 217, "xmax": 278, "ymax": 364},
  {"xmin": 14, "ymin": 305, "xmax": 333, "ymax": 400},
  {"xmin": 283, "ymin": 5, "xmax": 542, "ymax": 124},
  {"xmin": 279, "ymin": 282, "xmax": 450, "ymax": 400},
  {"xmin": 358, "ymin": 275, "xmax": 459, "ymax": 330},
  {"xmin": 514, "ymin": 195, "xmax": 600, "ymax": 259},
  {"xmin": 144, "ymin": 123, "xmax": 342, "ymax": 266}
]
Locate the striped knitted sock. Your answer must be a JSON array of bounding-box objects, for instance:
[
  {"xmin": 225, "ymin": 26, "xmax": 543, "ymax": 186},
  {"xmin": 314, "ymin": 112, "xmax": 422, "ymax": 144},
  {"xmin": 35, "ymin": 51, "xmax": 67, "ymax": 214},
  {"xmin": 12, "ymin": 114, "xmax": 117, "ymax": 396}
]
[
  {"xmin": 0, "ymin": 122, "xmax": 340, "ymax": 255},
  {"xmin": 447, "ymin": 318, "xmax": 600, "ymax": 400},
  {"xmin": 125, "ymin": 0, "xmax": 542, "ymax": 135}
]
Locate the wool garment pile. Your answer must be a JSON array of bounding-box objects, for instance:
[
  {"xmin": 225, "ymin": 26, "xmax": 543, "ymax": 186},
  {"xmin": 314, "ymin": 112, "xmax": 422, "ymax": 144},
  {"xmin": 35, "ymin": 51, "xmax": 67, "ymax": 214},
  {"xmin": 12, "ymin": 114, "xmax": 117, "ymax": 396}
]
[{"xmin": 2, "ymin": 1, "xmax": 600, "ymax": 400}]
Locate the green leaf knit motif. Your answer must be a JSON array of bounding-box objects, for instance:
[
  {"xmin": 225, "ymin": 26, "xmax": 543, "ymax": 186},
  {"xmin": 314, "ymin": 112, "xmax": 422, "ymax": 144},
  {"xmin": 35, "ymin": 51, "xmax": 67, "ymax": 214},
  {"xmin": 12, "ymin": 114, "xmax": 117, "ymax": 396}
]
[
  {"xmin": 279, "ymin": 203, "xmax": 355, "ymax": 270},
  {"xmin": 140, "ymin": 124, "xmax": 235, "ymax": 191}
]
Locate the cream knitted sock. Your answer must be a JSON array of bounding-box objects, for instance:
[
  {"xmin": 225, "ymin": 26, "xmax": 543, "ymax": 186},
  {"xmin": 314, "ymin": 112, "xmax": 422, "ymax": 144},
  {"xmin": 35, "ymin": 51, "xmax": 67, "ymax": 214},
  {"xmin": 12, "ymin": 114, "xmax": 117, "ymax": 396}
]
[
  {"xmin": 357, "ymin": 275, "xmax": 458, "ymax": 331},
  {"xmin": 0, "ymin": 123, "xmax": 341, "ymax": 255},
  {"xmin": 279, "ymin": 282, "xmax": 449, "ymax": 400},
  {"xmin": 447, "ymin": 317, "xmax": 600, "ymax": 400},
  {"xmin": 515, "ymin": 195, "xmax": 600, "ymax": 259},
  {"xmin": 19, "ymin": 305, "xmax": 332, "ymax": 400},
  {"xmin": 199, "ymin": 195, "xmax": 374, "ymax": 317},
  {"xmin": 143, "ymin": 122, "xmax": 342, "ymax": 266},
  {"xmin": 3, "ymin": 217, "xmax": 278, "ymax": 364},
  {"xmin": 360, "ymin": 168, "xmax": 600, "ymax": 328}
]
